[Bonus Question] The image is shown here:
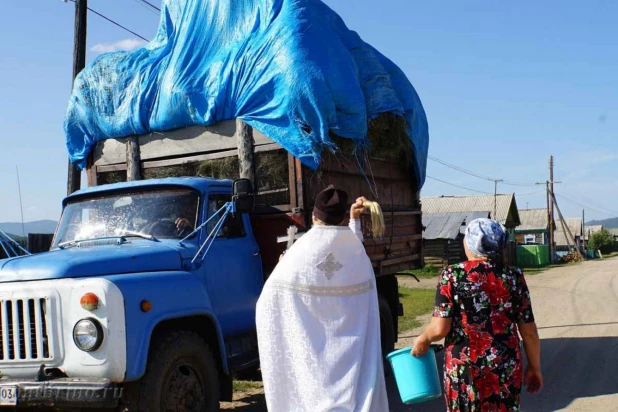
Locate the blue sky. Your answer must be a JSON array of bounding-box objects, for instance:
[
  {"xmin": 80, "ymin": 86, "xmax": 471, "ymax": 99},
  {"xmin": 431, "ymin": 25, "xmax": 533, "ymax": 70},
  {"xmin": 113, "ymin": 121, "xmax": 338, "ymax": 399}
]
[{"xmin": 0, "ymin": 0, "xmax": 616, "ymax": 223}]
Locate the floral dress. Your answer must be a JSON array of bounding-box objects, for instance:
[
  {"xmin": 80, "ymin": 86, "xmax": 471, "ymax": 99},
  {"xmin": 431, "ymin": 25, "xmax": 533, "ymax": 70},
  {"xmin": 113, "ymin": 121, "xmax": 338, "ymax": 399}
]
[{"xmin": 434, "ymin": 260, "xmax": 535, "ymax": 412}]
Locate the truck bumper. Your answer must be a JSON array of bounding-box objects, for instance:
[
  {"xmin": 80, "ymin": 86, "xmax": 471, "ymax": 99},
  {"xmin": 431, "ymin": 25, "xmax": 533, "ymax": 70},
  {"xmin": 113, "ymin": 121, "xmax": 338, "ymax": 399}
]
[{"xmin": 0, "ymin": 378, "xmax": 120, "ymax": 408}]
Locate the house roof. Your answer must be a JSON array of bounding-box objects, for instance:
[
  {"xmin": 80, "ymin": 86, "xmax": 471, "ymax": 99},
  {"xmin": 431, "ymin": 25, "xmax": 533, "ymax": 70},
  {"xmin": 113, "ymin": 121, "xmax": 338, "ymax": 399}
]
[
  {"xmin": 421, "ymin": 194, "xmax": 520, "ymax": 228},
  {"xmin": 423, "ymin": 212, "xmax": 490, "ymax": 240},
  {"xmin": 584, "ymin": 225, "xmax": 604, "ymax": 241},
  {"xmin": 516, "ymin": 209, "xmax": 551, "ymax": 232},
  {"xmin": 555, "ymin": 218, "xmax": 583, "ymax": 246}
]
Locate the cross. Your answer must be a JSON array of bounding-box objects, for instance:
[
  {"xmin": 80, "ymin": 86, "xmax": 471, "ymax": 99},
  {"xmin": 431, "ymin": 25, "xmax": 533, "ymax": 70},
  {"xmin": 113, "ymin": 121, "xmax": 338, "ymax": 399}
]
[
  {"xmin": 316, "ymin": 253, "xmax": 343, "ymax": 280},
  {"xmin": 277, "ymin": 226, "xmax": 305, "ymax": 250}
]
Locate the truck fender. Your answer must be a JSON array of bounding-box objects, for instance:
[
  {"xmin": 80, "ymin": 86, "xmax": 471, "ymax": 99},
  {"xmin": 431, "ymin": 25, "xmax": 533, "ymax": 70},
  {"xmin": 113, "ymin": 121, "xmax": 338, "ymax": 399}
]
[{"xmin": 104, "ymin": 272, "xmax": 228, "ymax": 381}]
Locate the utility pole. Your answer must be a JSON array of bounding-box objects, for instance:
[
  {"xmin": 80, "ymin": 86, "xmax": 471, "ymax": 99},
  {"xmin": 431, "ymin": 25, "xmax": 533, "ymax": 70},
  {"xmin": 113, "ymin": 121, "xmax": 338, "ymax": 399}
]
[
  {"xmin": 545, "ymin": 181, "xmax": 551, "ymax": 249},
  {"xmin": 67, "ymin": 0, "xmax": 88, "ymax": 195},
  {"xmin": 549, "ymin": 156, "xmax": 555, "ymax": 261},
  {"xmin": 493, "ymin": 179, "xmax": 503, "ymax": 220},
  {"xmin": 582, "ymin": 209, "xmax": 586, "ymax": 256},
  {"xmin": 536, "ymin": 175, "xmax": 561, "ymax": 263}
]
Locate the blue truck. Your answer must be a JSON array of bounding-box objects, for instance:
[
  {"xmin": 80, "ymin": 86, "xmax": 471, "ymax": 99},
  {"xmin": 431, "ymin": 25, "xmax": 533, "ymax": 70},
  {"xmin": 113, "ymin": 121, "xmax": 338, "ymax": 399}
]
[{"xmin": 0, "ymin": 119, "xmax": 423, "ymax": 410}]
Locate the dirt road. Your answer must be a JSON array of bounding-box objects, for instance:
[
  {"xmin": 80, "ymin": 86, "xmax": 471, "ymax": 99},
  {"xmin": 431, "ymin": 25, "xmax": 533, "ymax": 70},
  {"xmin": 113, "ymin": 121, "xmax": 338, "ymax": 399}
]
[{"xmin": 224, "ymin": 258, "xmax": 618, "ymax": 411}]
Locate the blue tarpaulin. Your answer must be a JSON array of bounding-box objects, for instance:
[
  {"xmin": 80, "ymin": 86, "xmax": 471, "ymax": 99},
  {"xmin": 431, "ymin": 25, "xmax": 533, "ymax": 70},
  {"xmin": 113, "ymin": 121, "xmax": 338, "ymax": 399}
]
[{"xmin": 65, "ymin": 0, "xmax": 429, "ymax": 187}]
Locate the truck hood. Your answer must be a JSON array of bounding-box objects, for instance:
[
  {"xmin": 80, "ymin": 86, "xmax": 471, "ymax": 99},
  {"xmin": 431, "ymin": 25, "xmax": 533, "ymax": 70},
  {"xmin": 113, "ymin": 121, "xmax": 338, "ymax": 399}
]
[{"xmin": 0, "ymin": 241, "xmax": 184, "ymax": 283}]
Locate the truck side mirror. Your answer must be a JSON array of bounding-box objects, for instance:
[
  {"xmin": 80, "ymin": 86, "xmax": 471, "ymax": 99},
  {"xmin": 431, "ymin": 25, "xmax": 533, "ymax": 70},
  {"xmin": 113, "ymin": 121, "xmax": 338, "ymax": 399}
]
[{"xmin": 233, "ymin": 179, "xmax": 255, "ymax": 214}]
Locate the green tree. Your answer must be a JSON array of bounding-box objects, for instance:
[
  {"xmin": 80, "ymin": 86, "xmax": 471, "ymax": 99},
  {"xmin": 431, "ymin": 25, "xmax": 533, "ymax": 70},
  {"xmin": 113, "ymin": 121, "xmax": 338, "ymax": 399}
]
[{"xmin": 588, "ymin": 228, "xmax": 615, "ymax": 254}]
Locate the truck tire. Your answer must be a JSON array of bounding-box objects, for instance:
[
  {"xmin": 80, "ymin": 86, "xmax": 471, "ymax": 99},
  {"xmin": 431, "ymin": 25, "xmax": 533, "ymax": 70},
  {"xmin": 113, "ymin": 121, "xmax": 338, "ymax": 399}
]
[
  {"xmin": 135, "ymin": 331, "xmax": 220, "ymax": 412},
  {"xmin": 379, "ymin": 296, "xmax": 395, "ymax": 376}
]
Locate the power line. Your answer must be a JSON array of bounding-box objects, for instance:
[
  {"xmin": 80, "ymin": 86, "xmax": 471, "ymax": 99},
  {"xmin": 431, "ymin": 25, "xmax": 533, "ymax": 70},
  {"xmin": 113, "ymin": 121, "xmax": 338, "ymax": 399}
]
[
  {"xmin": 515, "ymin": 189, "xmax": 545, "ymax": 197},
  {"xmin": 428, "ymin": 156, "xmax": 537, "ymax": 187},
  {"xmin": 555, "ymin": 194, "xmax": 618, "ymax": 217},
  {"xmin": 136, "ymin": 0, "xmax": 161, "ymax": 11},
  {"xmin": 132, "ymin": 0, "xmax": 159, "ymax": 15},
  {"xmin": 426, "ymin": 176, "xmax": 493, "ymax": 195},
  {"xmin": 429, "ymin": 156, "xmax": 498, "ymax": 182},
  {"xmin": 68, "ymin": 0, "xmax": 149, "ymax": 41}
]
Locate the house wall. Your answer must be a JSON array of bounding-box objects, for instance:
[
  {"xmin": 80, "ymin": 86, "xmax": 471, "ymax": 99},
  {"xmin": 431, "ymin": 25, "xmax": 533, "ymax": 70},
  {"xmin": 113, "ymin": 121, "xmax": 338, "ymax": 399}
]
[{"xmin": 424, "ymin": 237, "xmax": 465, "ymax": 268}]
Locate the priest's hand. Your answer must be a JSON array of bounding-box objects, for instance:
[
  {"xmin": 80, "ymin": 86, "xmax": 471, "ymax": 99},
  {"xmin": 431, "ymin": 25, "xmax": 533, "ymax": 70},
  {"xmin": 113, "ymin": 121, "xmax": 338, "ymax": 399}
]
[{"xmin": 350, "ymin": 197, "xmax": 367, "ymax": 219}]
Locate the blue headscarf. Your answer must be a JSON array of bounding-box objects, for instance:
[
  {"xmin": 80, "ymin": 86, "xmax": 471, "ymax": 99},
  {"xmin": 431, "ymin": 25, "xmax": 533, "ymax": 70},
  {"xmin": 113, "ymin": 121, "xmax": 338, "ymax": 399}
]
[{"xmin": 465, "ymin": 218, "xmax": 509, "ymax": 260}]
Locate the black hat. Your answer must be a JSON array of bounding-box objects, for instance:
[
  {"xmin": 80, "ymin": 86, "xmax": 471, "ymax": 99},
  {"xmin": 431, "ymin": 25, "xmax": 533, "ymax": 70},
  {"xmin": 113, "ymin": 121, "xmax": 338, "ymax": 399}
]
[{"xmin": 313, "ymin": 185, "xmax": 348, "ymax": 225}]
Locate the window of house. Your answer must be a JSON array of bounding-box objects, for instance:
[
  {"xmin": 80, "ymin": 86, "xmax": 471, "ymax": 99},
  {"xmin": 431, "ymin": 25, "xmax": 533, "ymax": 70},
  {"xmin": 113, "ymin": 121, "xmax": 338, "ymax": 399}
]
[
  {"xmin": 524, "ymin": 234, "xmax": 536, "ymax": 244},
  {"xmin": 207, "ymin": 194, "xmax": 246, "ymax": 239}
]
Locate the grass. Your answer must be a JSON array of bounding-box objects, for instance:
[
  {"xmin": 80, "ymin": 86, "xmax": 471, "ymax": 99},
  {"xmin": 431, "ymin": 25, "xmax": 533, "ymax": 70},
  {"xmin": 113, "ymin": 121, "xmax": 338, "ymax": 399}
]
[
  {"xmin": 398, "ymin": 287, "xmax": 435, "ymax": 333},
  {"xmin": 400, "ymin": 264, "xmax": 442, "ymax": 280},
  {"xmin": 603, "ymin": 251, "xmax": 618, "ymax": 259},
  {"xmin": 233, "ymin": 380, "xmax": 263, "ymax": 393}
]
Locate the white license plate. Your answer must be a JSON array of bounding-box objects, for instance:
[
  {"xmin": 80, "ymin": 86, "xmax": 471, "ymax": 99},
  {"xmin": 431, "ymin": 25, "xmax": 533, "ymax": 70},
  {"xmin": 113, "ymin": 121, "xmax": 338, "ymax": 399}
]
[{"xmin": 0, "ymin": 386, "xmax": 17, "ymax": 406}]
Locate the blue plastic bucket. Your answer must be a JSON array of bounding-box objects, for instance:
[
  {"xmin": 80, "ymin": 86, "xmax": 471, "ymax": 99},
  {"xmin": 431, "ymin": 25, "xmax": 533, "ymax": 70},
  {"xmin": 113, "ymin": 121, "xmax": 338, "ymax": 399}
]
[{"xmin": 387, "ymin": 346, "xmax": 442, "ymax": 405}]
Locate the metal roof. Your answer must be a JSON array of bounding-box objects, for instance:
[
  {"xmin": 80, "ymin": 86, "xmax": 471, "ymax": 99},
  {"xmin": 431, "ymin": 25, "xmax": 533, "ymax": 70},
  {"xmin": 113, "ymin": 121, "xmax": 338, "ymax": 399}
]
[
  {"xmin": 554, "ymin": 218, "xmax": 583, "ymax": 246},
  {"xmin": 421, "ymin": 194, "xmax": 520, "ymax": 228},
  {"xmin": 423, "ymin": 212, "xmax": 489, "ymax": 240},
  {"xmin": 516, "ymin": 209, "xmax": 551, "ymax": 232}
]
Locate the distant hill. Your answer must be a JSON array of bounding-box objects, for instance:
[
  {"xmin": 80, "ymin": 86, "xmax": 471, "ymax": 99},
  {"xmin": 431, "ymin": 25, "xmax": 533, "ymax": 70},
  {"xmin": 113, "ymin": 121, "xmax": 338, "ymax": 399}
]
[
  {"xmin": 0, "ymin": 220, "xmax": 57, "ymax": 236},
  {"xmin": 586, "ymin": 217, "xmax": 618, "ymax": 228}
]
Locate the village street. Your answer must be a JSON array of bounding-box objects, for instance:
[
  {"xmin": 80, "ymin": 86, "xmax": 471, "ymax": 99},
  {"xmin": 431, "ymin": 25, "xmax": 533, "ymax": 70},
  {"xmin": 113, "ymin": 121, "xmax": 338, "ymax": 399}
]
[{"xmin": 225, "ymin": 257, "xmax": 618, "ymax": 411}]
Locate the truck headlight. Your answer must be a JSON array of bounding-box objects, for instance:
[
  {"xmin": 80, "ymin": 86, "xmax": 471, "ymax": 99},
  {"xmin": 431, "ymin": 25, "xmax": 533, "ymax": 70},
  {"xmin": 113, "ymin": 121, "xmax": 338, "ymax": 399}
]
[{"xmin": 73, "ymin": 318, "xmax": 104, "ymax": 352}]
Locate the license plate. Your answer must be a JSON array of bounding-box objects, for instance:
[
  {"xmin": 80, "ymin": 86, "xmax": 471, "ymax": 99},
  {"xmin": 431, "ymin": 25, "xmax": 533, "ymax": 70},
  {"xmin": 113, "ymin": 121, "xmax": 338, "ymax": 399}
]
[{"xmin": 0, "ymin": 386, "xmax": 17, "ymax": 406}]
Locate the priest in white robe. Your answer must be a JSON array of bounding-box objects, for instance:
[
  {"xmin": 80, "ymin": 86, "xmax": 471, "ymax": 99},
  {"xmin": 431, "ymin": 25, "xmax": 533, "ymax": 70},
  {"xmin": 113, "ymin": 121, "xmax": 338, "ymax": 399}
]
[{"xmin": 256, "ymin": 185, "xmax": 389, "ymax": 412}]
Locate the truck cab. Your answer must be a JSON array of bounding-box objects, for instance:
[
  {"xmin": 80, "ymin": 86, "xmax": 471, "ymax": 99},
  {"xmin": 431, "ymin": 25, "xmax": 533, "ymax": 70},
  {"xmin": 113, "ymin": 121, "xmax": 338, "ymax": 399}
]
[{"xmin": 0, "ymin": 177, "xmax": 262, "ymax": 410}]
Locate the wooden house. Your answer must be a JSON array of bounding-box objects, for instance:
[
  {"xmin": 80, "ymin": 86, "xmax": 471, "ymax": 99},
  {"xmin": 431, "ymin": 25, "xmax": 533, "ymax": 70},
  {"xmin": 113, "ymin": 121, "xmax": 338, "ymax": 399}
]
[
  {"xmin": 555, "ymin": 218, "xmax": 583, "ymax": 253},
  {"xmin": 515, "ymin": 208, "xmax": 554, "ymax": 245},
  {"xmin": 422, "ymin": 211, "xmax": 489, "ymax": 267}
]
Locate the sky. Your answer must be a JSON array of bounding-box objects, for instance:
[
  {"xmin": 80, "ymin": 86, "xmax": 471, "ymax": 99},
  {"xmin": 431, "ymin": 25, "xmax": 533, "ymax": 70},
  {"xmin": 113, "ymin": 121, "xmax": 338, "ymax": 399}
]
[{"xmin": 0, "ymin": 0, "xmax": 616, "ymax": 224}]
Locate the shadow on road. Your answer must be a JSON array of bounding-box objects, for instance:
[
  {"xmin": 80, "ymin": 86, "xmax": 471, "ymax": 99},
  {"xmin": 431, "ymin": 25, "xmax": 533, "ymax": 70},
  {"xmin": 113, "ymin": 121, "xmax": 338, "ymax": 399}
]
[
  {"xmin": 389, "ymin": 336, "xmax": 618, "ymax": 412},
  {"xmin": 521, "ymin": 336, "xmax": 618, "ymax": 411},
  {"xmin": 224, "ymin": 336, "xmax": 618, "ymax": 411}
]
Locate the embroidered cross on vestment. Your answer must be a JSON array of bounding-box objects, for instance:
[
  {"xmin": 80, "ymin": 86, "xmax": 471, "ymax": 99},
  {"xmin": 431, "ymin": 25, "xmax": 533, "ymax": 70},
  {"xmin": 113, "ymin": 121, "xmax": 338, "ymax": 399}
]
[{"xmin": 316, "ymin": 253, "xmax": 343, "ymax": 280}]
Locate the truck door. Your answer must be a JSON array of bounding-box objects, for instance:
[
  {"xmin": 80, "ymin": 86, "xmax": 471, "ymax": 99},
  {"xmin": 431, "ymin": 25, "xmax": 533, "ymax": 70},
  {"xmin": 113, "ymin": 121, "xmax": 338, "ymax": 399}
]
[{"xmin": 201, "ymin": 192, "xmax": 264, "ymax": 336}]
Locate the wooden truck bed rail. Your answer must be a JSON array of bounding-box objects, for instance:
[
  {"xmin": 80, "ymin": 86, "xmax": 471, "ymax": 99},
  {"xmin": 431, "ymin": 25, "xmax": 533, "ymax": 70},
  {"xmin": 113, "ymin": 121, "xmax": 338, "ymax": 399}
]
[{"xmin": 89, "ymin": 119, "xmax": 422, "ymax": 277}]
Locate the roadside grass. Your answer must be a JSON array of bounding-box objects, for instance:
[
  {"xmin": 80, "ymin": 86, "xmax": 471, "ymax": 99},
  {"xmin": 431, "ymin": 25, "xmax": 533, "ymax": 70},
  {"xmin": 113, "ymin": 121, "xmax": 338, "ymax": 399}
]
[
  {"xmin": 603, "ymin": 251, "xmax": 618, "ymax": 259},
  {"xmin": 400, "ymin": 264, "xmax": 442, "ymax": 280},
  {"xmin": 233, "ymin": 380, "xmax": 263, "ymax": 392},
  {"xmin": 398, "ymin": 287, "xmax": 435, "ymax": 333}
]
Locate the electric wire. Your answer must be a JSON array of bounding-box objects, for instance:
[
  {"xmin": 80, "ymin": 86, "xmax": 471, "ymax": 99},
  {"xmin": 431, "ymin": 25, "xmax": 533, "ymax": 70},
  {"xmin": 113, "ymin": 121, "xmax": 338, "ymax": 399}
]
[
  {"xmin": 428, "ymin": 155, "xmax": 537, "ymax": 187},
  {"xmin": 555, "ymin": 194, "xmax": 618, "ymax": 218},
  {"xmin": 68, "ymin": 0, "xmax": 149, "ymax": 41},
  {"xmin": 426, "ymin": 176, "xmax": 493, "ymax": 195},
  {"xmin": 132, "ymin": 0, "xmax": 159, "ymax": 15},
  {"xmin": 136, "ymin": 0, "xmax": 161, "ymax": 11}
]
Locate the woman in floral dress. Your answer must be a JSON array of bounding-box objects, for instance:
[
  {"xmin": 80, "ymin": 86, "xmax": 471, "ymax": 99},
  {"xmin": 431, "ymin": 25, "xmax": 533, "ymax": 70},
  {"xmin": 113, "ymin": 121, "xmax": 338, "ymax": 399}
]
[{"xmin": 412, "ymin": 219, "xmax": 543, "ymax": 412}]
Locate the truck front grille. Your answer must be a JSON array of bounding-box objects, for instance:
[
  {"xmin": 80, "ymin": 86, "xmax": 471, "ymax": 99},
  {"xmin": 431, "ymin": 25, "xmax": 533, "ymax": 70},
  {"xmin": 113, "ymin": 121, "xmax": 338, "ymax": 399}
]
[{"xmin": 0, "ymin": 299, "xmax": 53, "ymax": 361}]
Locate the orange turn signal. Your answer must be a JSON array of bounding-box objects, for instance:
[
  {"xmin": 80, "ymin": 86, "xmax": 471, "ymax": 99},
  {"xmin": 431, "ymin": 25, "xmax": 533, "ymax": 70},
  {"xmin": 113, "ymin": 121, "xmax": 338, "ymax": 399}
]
[
  {"xmin": 80, "ymin": 293, "xmax": 99, "ymax": 311},
  {"xmin": 140, "ymin": 300, "xmax": 153, "ymax": 312}
]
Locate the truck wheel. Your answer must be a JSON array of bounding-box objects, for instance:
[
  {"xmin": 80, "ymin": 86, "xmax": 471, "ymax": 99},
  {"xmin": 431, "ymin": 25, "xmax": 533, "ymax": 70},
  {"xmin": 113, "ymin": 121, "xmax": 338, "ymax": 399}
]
[
  {"xmin": 379, "ymin": 296, "xmax": 395, "ymax": 376},
  {"xmin": 137, "ymin": 331, "xmax": 220, "ymax": 412}
]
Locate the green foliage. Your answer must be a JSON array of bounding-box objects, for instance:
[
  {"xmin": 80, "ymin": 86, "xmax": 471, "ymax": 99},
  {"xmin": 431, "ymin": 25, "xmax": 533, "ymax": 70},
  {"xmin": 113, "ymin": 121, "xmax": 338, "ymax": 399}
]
[{"xmin": 588, "ymin": 228, "xmax": 616, "ymax": 254}]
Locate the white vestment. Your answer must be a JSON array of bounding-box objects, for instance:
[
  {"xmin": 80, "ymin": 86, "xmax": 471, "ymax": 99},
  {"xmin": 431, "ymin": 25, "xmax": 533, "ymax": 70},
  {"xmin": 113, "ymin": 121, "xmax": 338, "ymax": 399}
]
[{"xmin": 256, "ymin": 221, "xmax": 389, "ymax": 412}]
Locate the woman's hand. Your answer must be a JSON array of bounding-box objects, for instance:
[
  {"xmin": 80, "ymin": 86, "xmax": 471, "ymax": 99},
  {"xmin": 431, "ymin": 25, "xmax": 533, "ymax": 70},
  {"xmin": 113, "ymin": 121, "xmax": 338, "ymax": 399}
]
[
  {"xmin": 411, "ymin": 334, "xmax": 431, "ymax": 357},
  {"xmin": 524, "ymin": 366, "xmax": 543, "ymax": 394},
  {"xmin": 350, "ymin": 197, "xmax": 367, "ymax": 220}
]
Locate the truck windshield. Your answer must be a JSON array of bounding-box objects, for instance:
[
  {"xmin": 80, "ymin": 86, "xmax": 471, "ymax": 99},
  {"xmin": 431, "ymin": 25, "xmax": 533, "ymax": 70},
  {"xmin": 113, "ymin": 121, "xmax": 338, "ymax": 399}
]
[{"xmin": 53, "ymin": 188, "xmax": 200, "ymax": 248}]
